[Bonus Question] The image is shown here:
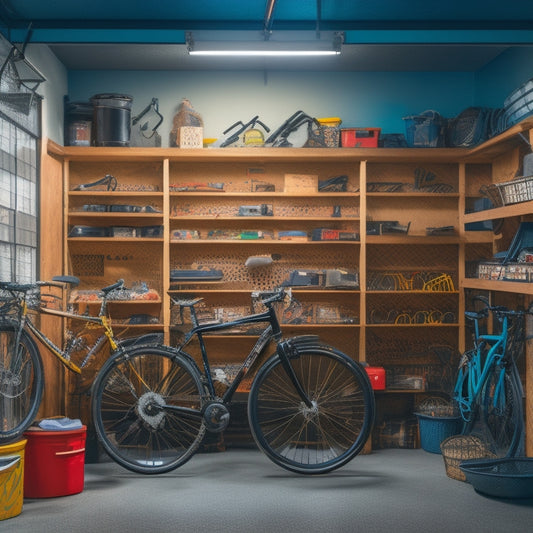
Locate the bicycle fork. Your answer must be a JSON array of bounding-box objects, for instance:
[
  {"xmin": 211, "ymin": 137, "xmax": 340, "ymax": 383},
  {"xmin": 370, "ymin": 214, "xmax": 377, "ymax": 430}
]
[{"xmin": 276, "ymin": 336, "xmax": 320, "ymax": 408}]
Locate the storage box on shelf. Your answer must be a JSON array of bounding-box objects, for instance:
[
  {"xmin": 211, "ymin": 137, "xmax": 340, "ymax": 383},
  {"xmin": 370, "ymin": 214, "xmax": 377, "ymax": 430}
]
[{"xmin": 341, "ymin": 128, "xmax": 381, "ymax": 148}]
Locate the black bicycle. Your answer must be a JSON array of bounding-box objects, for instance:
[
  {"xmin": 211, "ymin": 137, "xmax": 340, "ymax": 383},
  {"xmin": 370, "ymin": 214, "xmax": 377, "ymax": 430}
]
[{"xmin": 92, "ymin": 288, "xmax": 375, "ymax": 475}]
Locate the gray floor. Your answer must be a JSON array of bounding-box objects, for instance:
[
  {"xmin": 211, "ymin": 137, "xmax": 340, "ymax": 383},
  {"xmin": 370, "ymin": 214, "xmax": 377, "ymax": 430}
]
[{"xmin": 3, "ymin": 447, "xmax": 533, "ymax": 533}]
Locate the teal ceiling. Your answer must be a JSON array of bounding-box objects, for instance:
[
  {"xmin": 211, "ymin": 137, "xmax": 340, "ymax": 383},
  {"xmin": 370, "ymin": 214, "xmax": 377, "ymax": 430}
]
[
  {"xmin": 1, "ymin": 1, "xmax": 532, "ymax": 71},
  {"xmin": 2, "ymin": 0, "xmax": 533, "ymax": 42}
]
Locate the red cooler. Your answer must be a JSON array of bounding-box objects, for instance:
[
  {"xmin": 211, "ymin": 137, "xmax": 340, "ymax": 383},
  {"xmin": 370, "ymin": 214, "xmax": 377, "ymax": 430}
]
[{"xmin": 23, "ymin": 426, "xmax": 86, "ymax": 498}]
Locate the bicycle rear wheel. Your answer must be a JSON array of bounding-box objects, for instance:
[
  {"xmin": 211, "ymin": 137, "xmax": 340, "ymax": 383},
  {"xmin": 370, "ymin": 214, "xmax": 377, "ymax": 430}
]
[
  {"xmin": 0, "ymin": 323, "xmax": 44, "ymax": 443},
  {"xmin": 248, "ymin": 346, "xmax": 375, "ymax": 474},
  {"xmin": 92, "ymin": 346, "xmax": 206, "ymax": 474},
  {"xmin": 481, "ymin": 366, "xmax": 523, "ymax": 457}
]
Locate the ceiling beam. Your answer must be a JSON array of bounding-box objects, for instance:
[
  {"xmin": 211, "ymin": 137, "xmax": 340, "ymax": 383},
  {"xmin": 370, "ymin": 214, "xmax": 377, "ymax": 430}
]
[{"xmin": 3, "ymin": 17, "xmax": 533, "ymax": 32}]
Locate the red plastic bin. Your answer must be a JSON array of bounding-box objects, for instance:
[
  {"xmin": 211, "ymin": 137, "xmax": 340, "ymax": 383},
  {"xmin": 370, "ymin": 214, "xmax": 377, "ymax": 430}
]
[
  {"xmin": 23, "ymin": 426, "xmax": 86, "ymax": 498},
  {"xmin": 341, "ymin": 128, "xmax": 381, "ymax": 148}
]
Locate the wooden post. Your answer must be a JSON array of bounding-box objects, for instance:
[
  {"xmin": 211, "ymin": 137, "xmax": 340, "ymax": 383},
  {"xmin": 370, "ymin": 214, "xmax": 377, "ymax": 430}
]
[
  {"xmin": 38, "ymin": 140, "xmax": 66, "ymax": 418},
  {"xmin": 526, "ymin": 128, "xmax": 533, "ymax": 456},
  {"xmin": 526, "ymin": 310, "xmax": 533, "ymax": 457}
]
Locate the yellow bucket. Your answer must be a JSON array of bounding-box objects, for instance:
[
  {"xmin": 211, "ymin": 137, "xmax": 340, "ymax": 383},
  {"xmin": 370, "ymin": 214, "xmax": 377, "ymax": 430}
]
[{"xmin": 0, "ymin": 439, "xmax": 26, "ymax": 521}]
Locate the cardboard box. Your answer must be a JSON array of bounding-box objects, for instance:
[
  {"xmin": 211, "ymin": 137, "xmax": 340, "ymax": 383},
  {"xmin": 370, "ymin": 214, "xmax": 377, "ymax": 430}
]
[
  {"xmin": 178, "ymin": 126, "xmax": 203, "ymax": 148},
  {"xmin": 284, "ymin": 174, "xmax": 318, "ymax": 193}
]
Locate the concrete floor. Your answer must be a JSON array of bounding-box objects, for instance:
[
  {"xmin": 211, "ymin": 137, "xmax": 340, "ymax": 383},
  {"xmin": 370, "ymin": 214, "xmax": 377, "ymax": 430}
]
[{"xmin": 4, "ymin": 447, "xmax": 533, "ymax": 533}]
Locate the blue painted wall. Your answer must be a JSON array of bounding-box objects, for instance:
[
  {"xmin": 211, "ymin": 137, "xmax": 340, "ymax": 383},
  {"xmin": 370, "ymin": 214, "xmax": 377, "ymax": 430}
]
[
  {"xmin": 66, "ymin": 47, "xmax": 532, "ymax": 147},
  {"xmin": 475, "ymin": 47, "xmax": 533, "ymax": 107}
]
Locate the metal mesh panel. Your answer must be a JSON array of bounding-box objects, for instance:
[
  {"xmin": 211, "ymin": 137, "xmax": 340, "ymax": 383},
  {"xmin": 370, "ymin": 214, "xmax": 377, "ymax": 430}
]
[{"xmin": 0, "ymin": 36, "xmax": 40, "ymax": 282}]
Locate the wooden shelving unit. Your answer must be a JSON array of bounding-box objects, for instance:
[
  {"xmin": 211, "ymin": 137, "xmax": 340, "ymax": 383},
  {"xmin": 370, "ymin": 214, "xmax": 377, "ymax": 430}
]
[{"xmin": 43, "ymin": 117, "xmax": 533, "ymax": 450}]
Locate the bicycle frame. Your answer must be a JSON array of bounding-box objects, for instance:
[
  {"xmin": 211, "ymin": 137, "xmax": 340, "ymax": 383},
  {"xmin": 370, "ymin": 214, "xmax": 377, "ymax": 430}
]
[
  {"xmin": 175, "ymin": 300, "xmax": 283, "ymax": 402},
  {"xmin": 454, "ymin": 312, "xmax": 509, "ymax": 420},
  {"xmin": 2, "ymin": 282, "xmax": 119, "ymax": 374}
]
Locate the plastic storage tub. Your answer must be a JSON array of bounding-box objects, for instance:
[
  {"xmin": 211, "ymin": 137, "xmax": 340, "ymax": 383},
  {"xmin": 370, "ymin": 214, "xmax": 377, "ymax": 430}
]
[
  {"xmin": 23, "ymin": 426, "xmax": 86, "ymax": 498},
  {"xmin": 415, "ymin": 413, "xmax": 462, "ymax": 454},
  {"xmin": 403, "ymin": 110, "xmax": 445, "ymax": 147},
  {"xmin": 0, "ymin": 439, "xmax": 26, "ymax": 521}
]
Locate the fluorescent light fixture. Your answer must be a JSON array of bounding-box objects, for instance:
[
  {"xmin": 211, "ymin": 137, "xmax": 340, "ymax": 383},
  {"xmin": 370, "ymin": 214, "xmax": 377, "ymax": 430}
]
[
  {"xmin": 187, "ymin": 31, "xmax": 342, "ymax": 57},
  {"xmin": 189, "ymin": 49, "xmax": 339, "ymax": 57}
]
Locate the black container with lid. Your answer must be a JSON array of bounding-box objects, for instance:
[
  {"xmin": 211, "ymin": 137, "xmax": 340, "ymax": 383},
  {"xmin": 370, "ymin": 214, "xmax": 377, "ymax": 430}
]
[{"xmin": 91, "ymin": 93, "xmax": 133, "ymax": 147}]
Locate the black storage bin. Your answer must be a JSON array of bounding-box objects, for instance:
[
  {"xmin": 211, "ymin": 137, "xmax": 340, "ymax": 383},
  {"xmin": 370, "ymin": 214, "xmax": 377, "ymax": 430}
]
[{"xmin": 91, "ymin": 93, "xmax": 133, "ymax": 146}]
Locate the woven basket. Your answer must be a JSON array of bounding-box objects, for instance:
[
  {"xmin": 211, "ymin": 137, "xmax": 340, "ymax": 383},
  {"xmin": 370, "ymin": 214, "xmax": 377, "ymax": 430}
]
[{"xmin": 440, "ymin": 435, "xmax": 496, "ymax": 481}]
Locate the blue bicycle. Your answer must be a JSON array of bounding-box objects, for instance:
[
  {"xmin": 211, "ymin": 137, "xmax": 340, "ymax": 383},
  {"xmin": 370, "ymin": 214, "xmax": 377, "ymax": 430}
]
[{"xmin": 453, "ymin": 297, "xmax": 530, "ymax": 457}]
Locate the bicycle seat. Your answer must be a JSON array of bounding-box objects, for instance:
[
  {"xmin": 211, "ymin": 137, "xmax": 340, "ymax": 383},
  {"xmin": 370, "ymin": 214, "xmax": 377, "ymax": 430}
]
[
  {"xmin": 52, "ymin": 275, "xmax": 80, "ymax": 287},
  {"xmin": 172, "ymin": 297, "xmax": 204, "ymax": 307}
]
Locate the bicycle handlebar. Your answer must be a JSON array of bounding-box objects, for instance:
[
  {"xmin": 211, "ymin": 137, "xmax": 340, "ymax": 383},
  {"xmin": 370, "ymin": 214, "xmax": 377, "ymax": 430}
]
[{"xmin": 465, "ymin": 298, "xmax": 533, "ymax": 321}]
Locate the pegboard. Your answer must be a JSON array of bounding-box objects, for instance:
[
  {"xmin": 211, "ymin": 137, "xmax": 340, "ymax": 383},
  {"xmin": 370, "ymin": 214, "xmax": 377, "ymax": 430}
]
[
  {"xmin": 68, "ymin": 241, "xmax": 163, "ymax": 295},
  {"xmin": 169, "ymin": 243, "xmax": 359, "ymax": 291}
]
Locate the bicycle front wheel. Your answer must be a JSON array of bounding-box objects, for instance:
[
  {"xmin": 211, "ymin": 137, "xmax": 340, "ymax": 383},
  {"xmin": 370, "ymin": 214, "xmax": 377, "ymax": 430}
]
[
  {"xmin": 481, "ymin": 366, "xmax": 523, "ymax": 457},
  {"xmin": 248, "ymin": 346, "xmax": 375, "ymax": 474},
  {"xmin": 92, "ymin": 346, "xmax": 206, "ymax": 474},
  {"xmin": 0, "ymin": 323, "xmax": 44, "ymax": 443}
]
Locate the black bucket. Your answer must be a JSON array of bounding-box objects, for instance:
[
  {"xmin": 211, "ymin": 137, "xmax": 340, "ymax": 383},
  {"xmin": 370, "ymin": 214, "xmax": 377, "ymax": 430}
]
[
  {"xmin": 65, "ymin": 101, "xmax": 93, "ymax": 146},
  {"xmin": 91, "ymin": 94, "xmax": 133, "ymax": 147}
]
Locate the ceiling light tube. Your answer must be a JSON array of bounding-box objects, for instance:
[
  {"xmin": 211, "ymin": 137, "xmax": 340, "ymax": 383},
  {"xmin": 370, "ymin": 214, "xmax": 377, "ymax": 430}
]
[
  {"xmin": 187, "ymin": 33, "xmax": 342, "ymax": 57},
  {"xmin": 189, "ymin": 49, "xmax": 339, "ymax": 57}
]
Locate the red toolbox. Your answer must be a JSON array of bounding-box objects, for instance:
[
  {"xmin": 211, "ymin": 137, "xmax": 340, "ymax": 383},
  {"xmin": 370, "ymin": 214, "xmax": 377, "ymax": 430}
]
[
  {"xmin": 341, "ymin": 128, "xmax": 381, "ymax": 148},
  {"xmin": 23, "ymin": 426, "xmax": 86, "ymax": 498},
  {"xmin": 365, "ymin": 366, "xmax": 386, "ymax": 390}
]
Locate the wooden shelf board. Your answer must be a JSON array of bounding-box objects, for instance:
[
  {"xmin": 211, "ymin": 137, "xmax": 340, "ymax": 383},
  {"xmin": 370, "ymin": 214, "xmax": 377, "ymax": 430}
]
[
  {"xmin": 366, "ymin": 323, "xmax": 458, "ymax": 328},
  {"xmin": 169, "ymin": 191, "xmax": 360, "ymax": 198},
  {"xmin": 169, "ymin": 239, "xmax": 359, "ymax": 244},
  {"xmin": 463, "ymin": 200, "xmax": 533, "ymax": 223},
  {"xmin": 366, "ymin": 235, "xmax": 459, "ymax": 244},
  {"xmin": 367, "ymin": 192, "xmax": 459, "ymax": 198},
  {"xmin": 462, "ymin": 278, "xmax": 533, "ymax": 295},
  {"xmin": 67, "ymin": 237, "xmax": 164, "ymax": 243},
  {"xmin": 366, "ymin": 290, "xmax": 459, "ymax": 295},
  {"xmin": 69, "ymin": 191, "xmax": 163, "ymax": 197},
  {"xmin": 169, "ymin": 216, "xmax": 359, "ymax": 222}
]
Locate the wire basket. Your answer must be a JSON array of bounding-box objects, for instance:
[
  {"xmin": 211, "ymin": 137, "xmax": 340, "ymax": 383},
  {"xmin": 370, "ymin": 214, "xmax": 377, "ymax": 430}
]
[
  {"xmin": 440, "ymin": 435, "xmax": 496, "ymax": 481},
  {"xmin": 480, "ymin": 175, "xmax": 533, "ymax": 207},
  {"xmin": 416, "ymin": 397, "xmax": 457, "ymax": 417}
]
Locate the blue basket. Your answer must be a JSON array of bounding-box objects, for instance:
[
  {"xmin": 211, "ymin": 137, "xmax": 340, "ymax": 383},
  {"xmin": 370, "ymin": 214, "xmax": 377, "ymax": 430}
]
[
  {"xmin": 415, "ymin": 413, "xmax": 462, "ymax": 454},
  {"xmin": 403, "ymin": 110, "xmax": 445, "ymax": 148}
]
